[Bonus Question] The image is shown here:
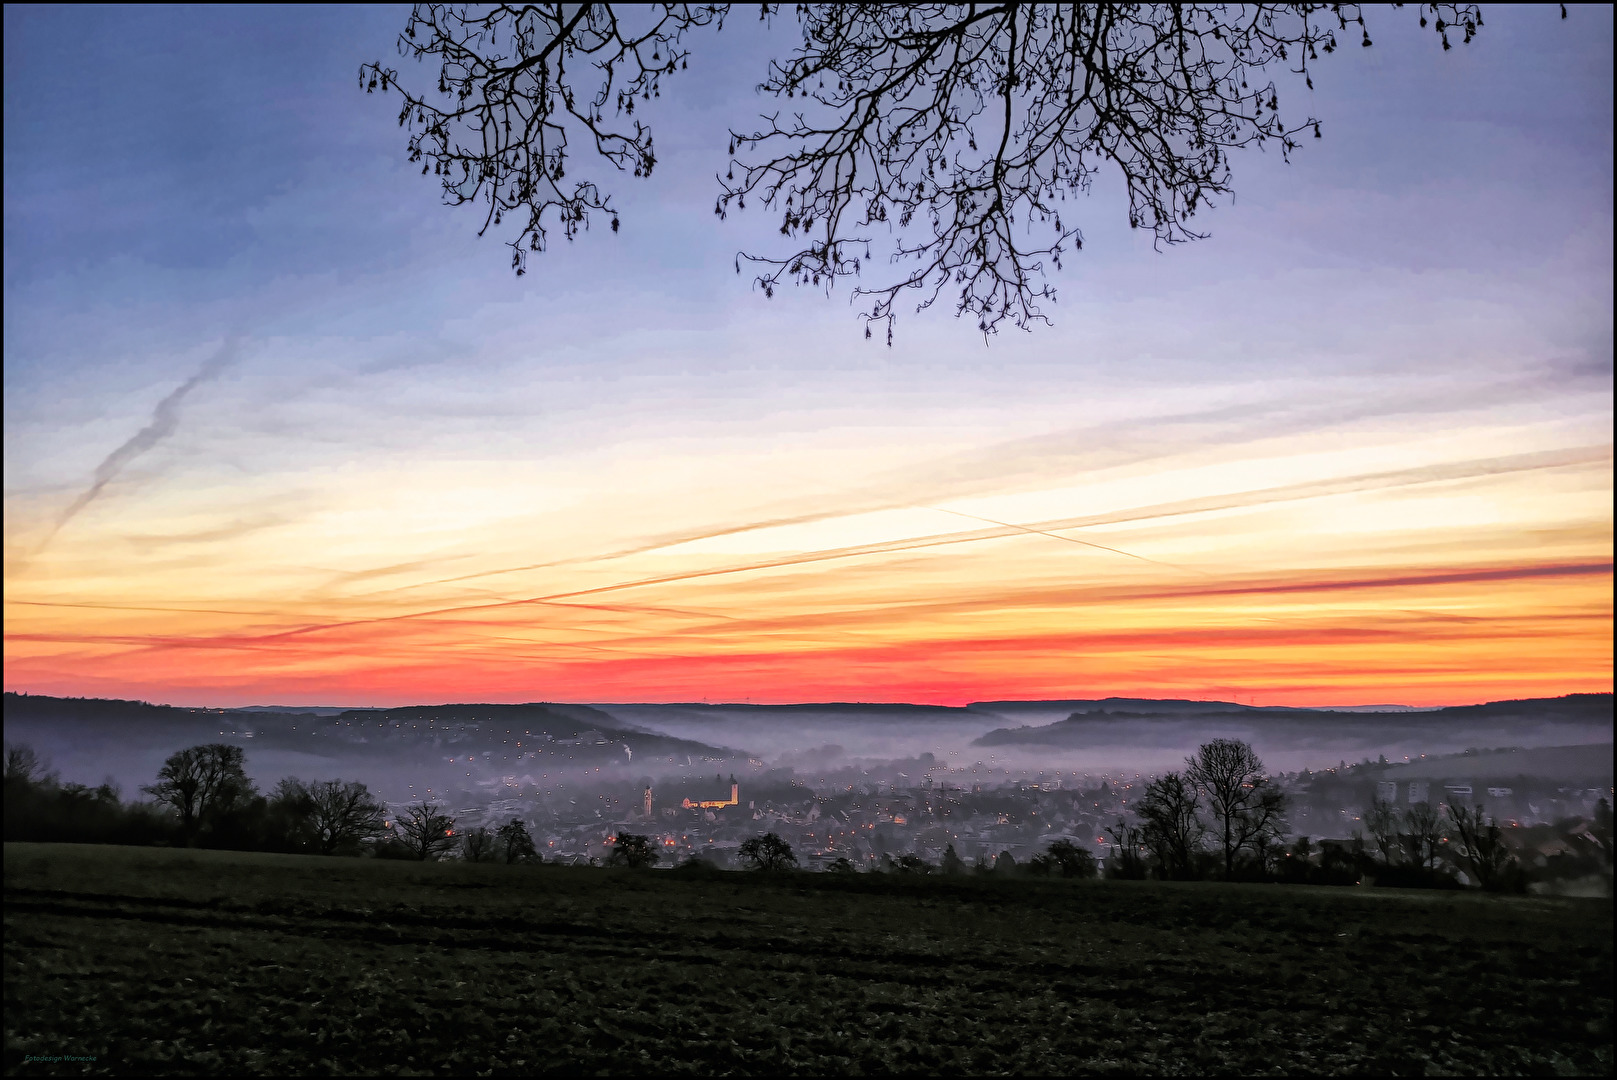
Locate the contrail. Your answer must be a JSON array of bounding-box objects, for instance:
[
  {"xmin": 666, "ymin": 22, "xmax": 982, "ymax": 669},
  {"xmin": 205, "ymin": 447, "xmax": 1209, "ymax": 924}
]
[
  {"xmin": 920, "ymin": 504, "xmax": 1213, "ymax": 575},
  {"xmin": 34, "ymin": 336, "xmax": 243, "ymax": 554}
]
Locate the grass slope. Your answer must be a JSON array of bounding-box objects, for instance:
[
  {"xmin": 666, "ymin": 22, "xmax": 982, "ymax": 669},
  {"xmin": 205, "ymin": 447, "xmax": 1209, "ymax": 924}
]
[{"xmin": 5, "ymin": 844, "xmax": 1611, "ymax": 1076}]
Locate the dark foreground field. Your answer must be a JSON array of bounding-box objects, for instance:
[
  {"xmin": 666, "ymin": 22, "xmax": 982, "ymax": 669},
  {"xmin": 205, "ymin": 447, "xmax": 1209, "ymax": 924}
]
[{"xmin": 5, "ymin": 844, "xmax": 1611, "ymax": 1076}]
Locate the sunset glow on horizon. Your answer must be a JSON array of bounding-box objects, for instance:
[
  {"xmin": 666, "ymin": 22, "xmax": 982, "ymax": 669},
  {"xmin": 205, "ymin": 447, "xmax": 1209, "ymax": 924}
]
[
  {"xmin": 6, "ymin": 401, "xmax": 1609, "ymax": 708},
  {"xmin": 4, "ymin": 6, "xmax": 1611, "ymax": 710}
]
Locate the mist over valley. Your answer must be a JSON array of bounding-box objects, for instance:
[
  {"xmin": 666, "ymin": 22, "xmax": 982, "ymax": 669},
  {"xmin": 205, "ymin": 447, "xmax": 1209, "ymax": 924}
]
[{"xmin": 8, "ymin": 691, "xmax": 1609, "ymax": 872}]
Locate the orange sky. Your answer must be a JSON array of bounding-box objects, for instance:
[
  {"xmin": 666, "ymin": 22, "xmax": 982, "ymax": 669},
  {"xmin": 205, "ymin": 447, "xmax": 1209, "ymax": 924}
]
[{"xmin": 6, "ymin": 403, "xmax": 1611, "ymax": 707}]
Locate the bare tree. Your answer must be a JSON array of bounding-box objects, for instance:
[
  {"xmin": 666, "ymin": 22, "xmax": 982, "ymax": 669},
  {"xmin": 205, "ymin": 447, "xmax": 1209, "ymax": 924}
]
[
  {"xmin": 496, "ymin": 817, "xmax": 537, "ymax": 863},
  {"xmin": 1135, "ymin": 771, "xmax": 1205, "ymax": 879},
  {"xmin": 606, "ymin": 831, "xmax": 660, "ymax": 867},
  {"xmin": 361, "ymin": 4, "xmax": 727, "ymax": 276},
  {"xmin": 1445, "ymin": 801, "xmax": 1520, "ymax": 891},
  {"xmin": 460, "ymin": 825, "xmax": 498, "ymax": 862},
  {"xmin": 393, "ymin": 801, "xmax": 458, "ymax": 861},
  {"xmin": 141, "ymin": 744, "xmax": 255, "ymax": 842},
  {"xmin": 363, "ymin": 3, "xmax": 1487, "ymax": 339},
  {"xmin": 1363, "ymin": 797, "xmax": 1401, "ymax": 865},
  {"xmin": 738, "ymin": 830, "xmax": 797, "ymax": 871},
  {"xmin": 275, "ymin": 778, "xmax": 389, "ymax": 856},
  {"xmin": 1400, "ymin": 800, "xmax": 1445, "ymax": 871},
  {"xmin": 3, "ymin": 743, "xmax": 51, "ymax": 786},
  {"xmin": 268, "ymin": 777, "xmax": 318, "ymax": 850},
  {"xmin": 1104, "ymin": 819, "xmax": 1148, "ymax": 879},
  {"xmin": 1184, "ymin": 738, "xmax": 1286, "ymax": 877},
  {"xmin": 1042, "ymin": 837, "xmax": 1098, "ymax": 879}
]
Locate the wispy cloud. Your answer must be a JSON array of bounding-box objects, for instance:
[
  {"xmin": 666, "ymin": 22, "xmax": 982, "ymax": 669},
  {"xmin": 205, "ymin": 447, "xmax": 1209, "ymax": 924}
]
[
  {"xmin": 21, "ymin": 336, "xmax": 243, "ymax": 564},
  {"xmin": 359, "ymin": 441, "xmax": 1613, "ymax": 620}
]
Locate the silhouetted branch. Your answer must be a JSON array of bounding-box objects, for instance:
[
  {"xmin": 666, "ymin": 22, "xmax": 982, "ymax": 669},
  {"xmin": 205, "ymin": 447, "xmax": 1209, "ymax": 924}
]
[
  {"xmin": 361, "ymin": 3, "xmax": 728, "ymax": 275},
  {"xmin": 364, "ymin": 3, "xmax": 1485, "ymax": 338}
]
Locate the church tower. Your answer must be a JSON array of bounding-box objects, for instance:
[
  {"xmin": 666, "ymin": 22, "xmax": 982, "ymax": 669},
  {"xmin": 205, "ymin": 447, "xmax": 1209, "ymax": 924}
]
[
  {"xmin": 728, "ymin": 774, "xmax": 738, "ymax": 805},
  {"xmin": 643, "ymin": 785, "xmax": 653, "ymax": 818}
]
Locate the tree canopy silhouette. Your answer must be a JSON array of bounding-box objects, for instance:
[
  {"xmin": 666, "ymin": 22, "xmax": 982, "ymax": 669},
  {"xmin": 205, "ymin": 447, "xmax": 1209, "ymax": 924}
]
[
  {"xmin": 738, "ymin": 830, "xmax": 797, "ymax": 870},
  {"xmin": 142, "ymin": 744, "xmax": 254, "ymax": 843},
  {"xmin": 1136, "ymin": 771, "xmax": 1205, "ymax": 880},
  {"xmin": 460, "ymin": 824, "xmax": 499, "ymax": 862},
  {"xmin": 497, "ymin": 816, "xmax": 537, "ymax": 863},
  {"xmin": 362, "ymin": 3, "xmax": 1487, "ymax": 340},
  {"xmin": 1036, "ymin": 837, "xmax": 1098, "ymax": 878},
  {"xmin": 1184, "ymin": 738, "xmax": 1286, "ymax": 877},
  {"xmin": 606, "ymin": 831, "xmax": 660, "ymax": 868},
  {"xmin": 272, "ymin": 777, "xmax": 389, "ymax": 856},
  {"xmin": 1445, "ymin": 800, "xmax": 1524, "ymax": 893},
  {"xmin": 393, "ymin": 801, "xmax": 458, "ymax": 860}
]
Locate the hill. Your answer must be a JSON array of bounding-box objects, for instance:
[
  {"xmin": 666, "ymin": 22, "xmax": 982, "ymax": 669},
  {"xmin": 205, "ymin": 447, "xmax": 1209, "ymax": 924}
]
[
  {"xmin": 972, "ymin": 693, "xmax": 1614, "ymax": 751},
  {"xmin": 1, "ymin": 693, "xmax": 743, "ymax": 805},
  {"xmin": 1, "ymin": 693, "xmax": 737, "ymax": 764},
  {"xmin": 1378, "ymin": 743, "xmax": 1614, "ymax": 785},
  {"xmin": 4, "ymin": 842, "xmax": 1609, "ymax": 1075}
]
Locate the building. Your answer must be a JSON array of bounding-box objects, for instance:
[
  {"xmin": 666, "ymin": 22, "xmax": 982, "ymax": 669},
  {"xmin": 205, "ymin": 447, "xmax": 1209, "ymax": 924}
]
[
  {"xmin": 1376, "ymin": 781, "xmax": 1398, "ymax": 803},
  {"xmin": 682, "ymin": 775, "xmax": 740, "ymax": 810},
  {"xmin": 1408, "ymin": 781, "xmax": 1430, "ymax": 804}
]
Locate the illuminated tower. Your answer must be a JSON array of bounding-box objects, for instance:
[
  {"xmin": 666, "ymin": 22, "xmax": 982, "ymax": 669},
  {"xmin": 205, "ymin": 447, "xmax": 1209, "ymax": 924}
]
[
  {"xmin": 729, "ymin": 774, "xmax": 738, "ymax": 805},
  {"xmin": 643, "ymin": 785, "xmax": 653, "ymax": 818}
]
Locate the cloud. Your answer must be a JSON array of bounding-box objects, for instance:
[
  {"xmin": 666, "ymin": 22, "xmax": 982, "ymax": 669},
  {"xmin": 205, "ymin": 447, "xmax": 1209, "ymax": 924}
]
[
  {"xmin": 114, "ymin": 513, "xmax": 287, "ymax": 550},
  {"xmin": 367, "ymin": 440, "xmax": 1612, "ymax": 620},
  {"xmin": 26, "ymin": 336, "xmax": 243, "ymax": 560}
]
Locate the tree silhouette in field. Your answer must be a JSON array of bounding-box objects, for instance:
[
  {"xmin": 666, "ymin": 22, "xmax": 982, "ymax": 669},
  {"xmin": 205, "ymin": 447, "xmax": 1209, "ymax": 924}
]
[
  {"xmin": 142, "ymin": 744, "xmax": 254, "ymax": 843},
  {"xmin": 1136, "ymin": 771, "xmax": 1205, "ymax": 880},
  {"xmin": 606, "ymin": 832, "xmax": 660, "ymax": 868},
  {"xmin": 739, "ymin": 831, "xmax": 797, "ymax": 870},
  {"xmin": 1342, "ymin": 795, "xmax": 1467, "ymax": 888},
  {"xmin": 3, "ymin": 742, "xmax": 167, "ymax": 846},
  {"xmin": 393, "ymin": 801, "xmax": 458, "ymax": 860},
  {"xmin": 363, "ymin": 3, "xmax": 1486, "ymax": 338},
  {"xmin": 1041, "ymin": 838, "xmax": 1098, "ymax": 878},
  {"xmin": 1104, "ymin": 819, "xmax": 1149, "ymax": 879},
  {"xmin": 497, "ymin": 817, "xmax": 537, "ymax": 863},
  {"xmin": 460, "ymin": 825, "xmax": 498, "ymax": 862},
  {"xmin": 273, "ymin": 778, "xmax": 388, "ymax": 856},
  {"xmin": 5, "ymin": 742, "xmax": 51, "ymax": 786},
  {"xmin": 1400, "ymin": 800, "xmax": 1446, "ymax": 872},
  {"xmin": 887, "ymin": 851, "xmax": 933, "ymax": 874},
  {"xmin": 1184, "ymin": 738, "xmax": 1286, "ymax": 878},
  {"xmin": 1445, "ymin": 800, "xmax": 1523, "ymax": 892},
  {"xmin": 1364, "ymin": 796, "xmax": 1400, "ymax": 865}
]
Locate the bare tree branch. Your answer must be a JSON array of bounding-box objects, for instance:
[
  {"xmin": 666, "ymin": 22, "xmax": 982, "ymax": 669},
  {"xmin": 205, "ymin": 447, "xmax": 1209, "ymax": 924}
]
[
  {"xmin": 721, "ymin": 3, "xmax": 1483, "ymax": 341},
  {"xmin": 363, "ymin": 3, "xmax": 1486, "ymax": 338},
  {"xmin": 361, "ymin": 3, "xmax": 729, "ymax": 275}
]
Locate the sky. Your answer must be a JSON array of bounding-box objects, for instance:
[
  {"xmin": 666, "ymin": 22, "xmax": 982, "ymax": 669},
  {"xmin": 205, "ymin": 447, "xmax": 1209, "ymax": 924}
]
[{"xmin": 3, "ymin": 4, "xmax": 1611, "ymax": 708}]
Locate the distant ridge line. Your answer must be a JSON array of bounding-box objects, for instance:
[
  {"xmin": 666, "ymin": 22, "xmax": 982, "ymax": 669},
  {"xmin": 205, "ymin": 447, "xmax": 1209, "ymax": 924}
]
[{"xmin": 3, "ymin": 690, "xmax": 1608, "ymax": 714}]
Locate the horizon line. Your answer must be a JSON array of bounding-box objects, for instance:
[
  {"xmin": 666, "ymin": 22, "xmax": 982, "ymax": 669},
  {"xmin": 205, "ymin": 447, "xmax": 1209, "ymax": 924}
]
[{"xmin": 4, "ymin": 688, "xmax": 1610, "ymax": 713}]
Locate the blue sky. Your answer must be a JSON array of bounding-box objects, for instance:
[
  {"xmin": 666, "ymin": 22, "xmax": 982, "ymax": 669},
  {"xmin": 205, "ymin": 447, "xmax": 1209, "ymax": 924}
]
[{"xmin": 3, "ymin": 4, "xmax": 1611, "ymax": 706}]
